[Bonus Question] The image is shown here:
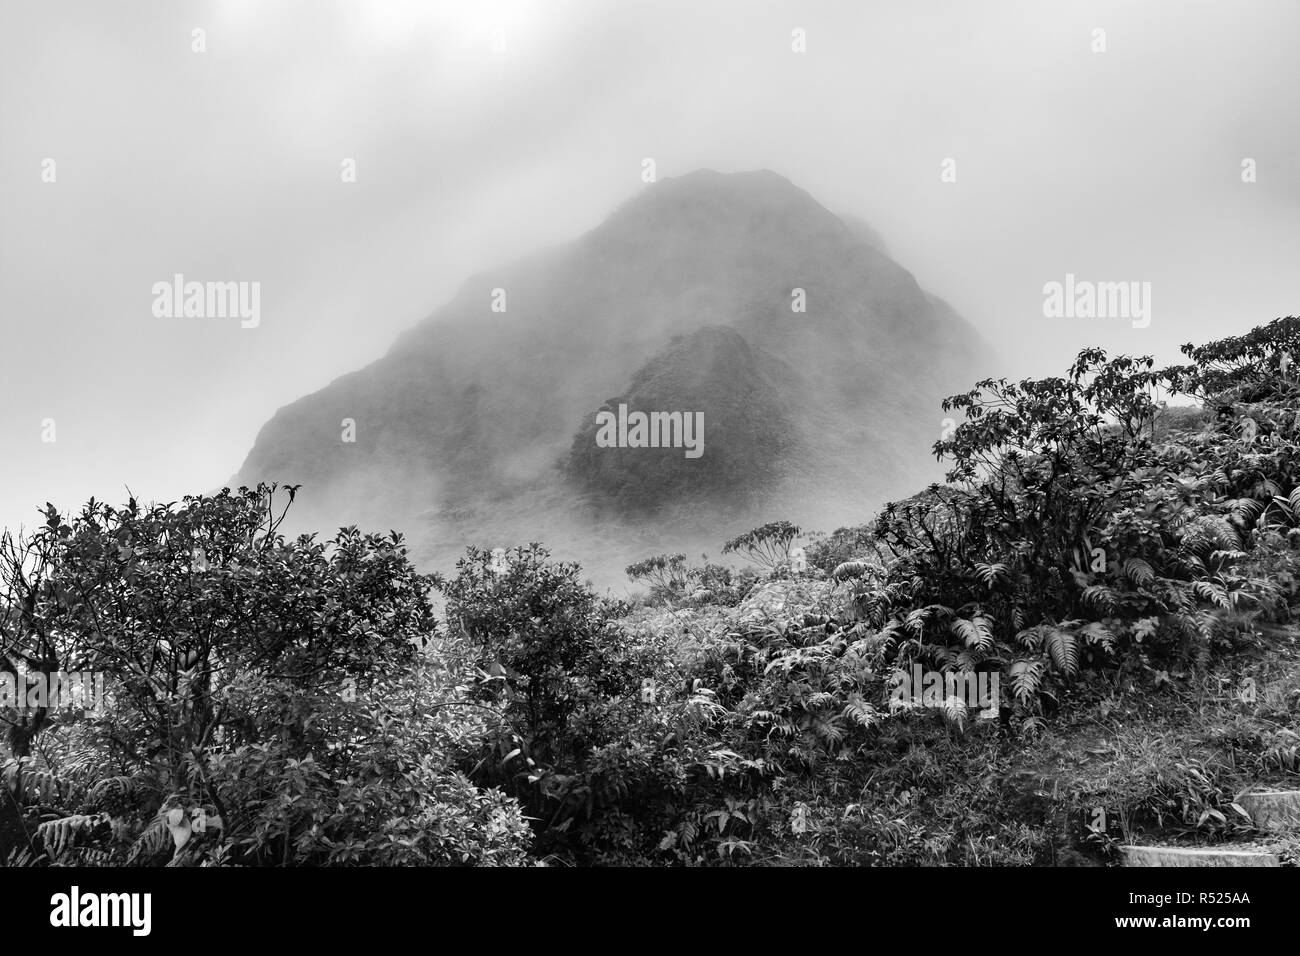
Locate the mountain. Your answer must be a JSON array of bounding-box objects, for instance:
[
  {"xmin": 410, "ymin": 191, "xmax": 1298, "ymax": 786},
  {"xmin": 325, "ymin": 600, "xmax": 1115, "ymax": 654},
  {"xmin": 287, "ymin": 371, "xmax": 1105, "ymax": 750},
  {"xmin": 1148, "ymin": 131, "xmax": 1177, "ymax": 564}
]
[
  {"xmin": 565, "ymin": 325, "xmax": 804, "ymax": 514},
  {"xmin": 231, "ymin": 169, "xmax": 995, "ymax": 587}
]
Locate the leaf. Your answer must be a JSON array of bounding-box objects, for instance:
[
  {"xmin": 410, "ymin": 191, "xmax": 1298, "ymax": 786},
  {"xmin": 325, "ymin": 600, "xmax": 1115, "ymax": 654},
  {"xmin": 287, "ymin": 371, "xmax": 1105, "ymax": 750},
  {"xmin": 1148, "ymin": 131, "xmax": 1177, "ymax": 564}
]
[
  {"xmin": 1133, "ymin": 616, "xmax": 1160, "ymax": 643},
  {"xmin": 950, "ymin": 615, "xmax": 994, "ymax": 651},
  {"xmin": 1078, "ymin": 621, "xmax": 1116, "ymax": 652},
  {"xmin": 831, "ymin": 560, "xmax": 871, "ymax": 581},
  {"xmin": 841, "ymin": 693, "xmax": 879, "ymax": 728},
  {"xmin": 904, "ymin": 607, "xmax": 930, "ymax": 635},
  {"xmin": 1008, "ymin": 660, "xmax": 1045, "ymax": 704},
  {"xmin": 1081, "ymin": 585, "xmax": 1118, "ymax": 612},
  {"xmin": 973, "ymin": 562, "xmax": 1009, "ymax": 588},
  {"xmin": 1192, "ymin": 580, "xmax": 1230, "ymax": 608},
  {"xmin": 1045, "ymin": 627, "xmax": 1079, "ymax": 677},
  {"xmin": 1122, "ymin": 557, "xmax": 1154, "ymax": 587}
]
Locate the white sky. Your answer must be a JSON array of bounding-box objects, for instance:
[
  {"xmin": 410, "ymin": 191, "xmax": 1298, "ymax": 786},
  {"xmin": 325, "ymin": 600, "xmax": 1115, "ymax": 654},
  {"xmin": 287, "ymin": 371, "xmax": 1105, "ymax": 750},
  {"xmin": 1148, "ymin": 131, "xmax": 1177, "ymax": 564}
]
[{"xmin": 1, "ymin": 0, "xmax": 1297, "ymax": 534}]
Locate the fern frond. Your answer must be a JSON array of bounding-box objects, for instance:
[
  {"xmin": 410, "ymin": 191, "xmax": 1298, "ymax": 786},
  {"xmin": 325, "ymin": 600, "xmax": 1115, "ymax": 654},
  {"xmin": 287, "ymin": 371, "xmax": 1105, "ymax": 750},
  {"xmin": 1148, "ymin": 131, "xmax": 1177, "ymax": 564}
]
[
  {"xmin": 1015, "ymin": 623, "xmax": 1047, "ymax": 651},
  {"xmin": 831, "ymin": 560, "xmax": 871, "ymax": 581},
  {"xmin": 1192, "ymin": 580, "xmax": 1230, "ymax": 608},
  {"xmin": 951, "ymin": 615, "xmax": 994, "ymax": 651},
  {"xmin": 1045, "ymin": 627, "xmax": 1079, "ymax": 677},
  {"xmin": 36, "ymin": 813, "xmax": 108, "ymax": 858},
  {"xmin": 1226, "ymin": 497, "xmax": 1264, "ymax": 524},
  {"xmin": 973, "ymin": 562, "xmax": 1009, "ymax": 588},
  {"xmin": 125, "ymin": 811, "xmax": 181, "ymax": 867},
  {"xmin": 1208, "ymin": 550, "xmax": 1248, "ymax": 565},
  {"xmin": 86, "ymin": 775, "xmax": 158, "ymax": 814},
  {"xmin": 841, "ymin": 693, "xmax": 879, "ymax": 729},
  {"xmin": 1123, "ymin": 558, "xmax": 1155, "ymax": 587},
  {"xmin": 1081, "ymin": 585, "xmax": 1118, "ymax": 612},
  {"xmin": 807, "ymin": 715, "xmax": 846, "ymax": 746},
  {"xmin": 1009, "ymin": 659, "xmax": 1046, "ymax": 704},
  {"xmin": 1078, "ymin": 621, "xmax": 1116, "ymax": 652},
  {"xmin": 1020, "ymin": 715, "xmax": 1047, "ymax": 737},
  {"xmin": 1, "ymin": 761, "xmax": 64, "ymax": 806},
  {"xmin": 940, "ymin": 695, "xmax": 968, "ymax": 729}
]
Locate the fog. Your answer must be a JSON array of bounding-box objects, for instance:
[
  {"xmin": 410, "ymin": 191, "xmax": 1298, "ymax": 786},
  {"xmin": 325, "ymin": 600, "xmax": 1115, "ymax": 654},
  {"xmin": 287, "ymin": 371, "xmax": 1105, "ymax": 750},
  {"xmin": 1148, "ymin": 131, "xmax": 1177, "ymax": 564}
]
[{"xmin": 2, "ymin": 0, "xmax": 1297, "ymax": 550}]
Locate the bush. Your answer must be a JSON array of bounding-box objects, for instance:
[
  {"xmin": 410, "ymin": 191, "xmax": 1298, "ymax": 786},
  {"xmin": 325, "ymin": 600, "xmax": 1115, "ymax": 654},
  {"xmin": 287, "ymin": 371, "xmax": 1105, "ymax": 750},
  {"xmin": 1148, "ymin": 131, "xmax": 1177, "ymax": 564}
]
[
  {"xmin": 0, "ymin": 485, "xmax": 530, "ymax": 866},
  {"xmin": 847, "ymin": 326, "xmax": 1300, "ymax": 718},
  {"xmin": 626, "ymin": 552, "xmax": 755, "ymax": 607},
  {"xmin": 10, "ymin": 315, "xmax": 1300, "ymax": 868}
]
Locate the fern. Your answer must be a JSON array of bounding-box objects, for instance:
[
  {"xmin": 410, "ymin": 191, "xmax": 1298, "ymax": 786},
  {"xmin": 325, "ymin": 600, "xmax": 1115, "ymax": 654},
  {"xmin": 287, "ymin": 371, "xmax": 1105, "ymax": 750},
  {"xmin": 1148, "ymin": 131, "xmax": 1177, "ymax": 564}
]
[
  {"xmin": 36, "ymin": 813, "xmax": 108, "ymax": 858},
  {"xmin": 904, "ymin": 607, "xmax": 930, "ymax": 635},
  {"xmin": 86, "ymin": 775, "xmax": 158, "ymax": 814},
  {"xmin": 841, "ymin": 693, "xmax": 879, "ymax": 729},
  {"xmin": 1225, "ymin": 497, "xmax": 1264, "ymax": 524},
  {"xmin": 125, "ymin": 814, "xmax": 178, "ymax": 867},
  {"xmin": 1123, "ymin": 557, "xmax": 1155, "ymax": 587},
  {"xmin": 940, "ymin": 695, "xmax": 968, "ymax": 730},
  {"xmin": 1081, "ymin": 585, "xmax": 1118, "ymax": 612},
  {"xmin": 1181, "ymin": 515, "xmax": 1240, "ymax": 554},
  {"xmin": 1, "ymin": 760, "xmax": 64, "ymax": 806},
  {"xmin": 1009, "ymin": 659, "xmax": 1046, "ymax": 704},
  {"xmin": 805, "ymin": 691, "xmax": 836, "ymax": 710},
  {"xmin": 1192, "ymin": 580, "xmax": 1231, "ymax": 608},
  {"xmin": 1208, "ymin": 549, "xmax": 1248, "ymax": 566},
  {"xmin": 950, "ymin": 615, "xmax": 994, "ymax": 652},
  {"xmin": 1015, "ymin": 624, "xmax": 1048, "ymax": 651},
  {"xmin": 1044, "ymin": 627, "xmax": 1079, "ymax": 677},
  {"xmin": 806, "ymin": 715, "xmax": 846, "ymax": 746},
  {"xmin": 1019, "ymin": 715, "xmax": 1047, "ymax": 738},
  {"xmin": 1078, "ymin": 621, "xmax": 1116, "ymax": 652},
  {"xmin": 973, "ymin": 562, "xmax": 1009, "ymax": 588},
  {"xmin": 831, "ymin": 560, "xmax": 871, "ymax": 581}
]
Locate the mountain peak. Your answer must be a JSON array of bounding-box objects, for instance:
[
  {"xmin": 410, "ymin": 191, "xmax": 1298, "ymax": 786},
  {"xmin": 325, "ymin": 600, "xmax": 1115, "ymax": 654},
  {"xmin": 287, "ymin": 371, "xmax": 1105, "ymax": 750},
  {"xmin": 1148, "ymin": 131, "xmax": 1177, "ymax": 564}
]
[
  {"xmin": 653, "ymin": 167, "xmax": 802, "ymax": 196},
  {"xmin": 594, "ymin": 168, "xmax": 848, "ymax": 245},
  {"xmin": 233, "ymin": 170, "xmax": 993, "ymax": 586}
]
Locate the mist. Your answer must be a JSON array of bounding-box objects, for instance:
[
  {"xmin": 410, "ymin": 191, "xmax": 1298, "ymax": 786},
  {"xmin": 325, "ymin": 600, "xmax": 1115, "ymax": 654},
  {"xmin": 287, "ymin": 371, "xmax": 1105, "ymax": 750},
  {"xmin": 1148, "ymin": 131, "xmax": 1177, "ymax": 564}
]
[{"xmin": 2, "ymin": 0, "xmax": 1297, "ymax": 586}]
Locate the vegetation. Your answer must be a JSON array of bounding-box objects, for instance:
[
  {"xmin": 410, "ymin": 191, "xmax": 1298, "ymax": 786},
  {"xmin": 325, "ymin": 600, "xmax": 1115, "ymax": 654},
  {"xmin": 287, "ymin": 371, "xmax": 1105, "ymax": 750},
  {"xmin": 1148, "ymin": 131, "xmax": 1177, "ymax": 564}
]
[
  {"xmin": 722, "ymin": 520, "xmax": 801, "ymax": 570},
  {"xmin": 564, "ymin": 327, "xmax": 801, "ymax": 515},
  {"xmin": 4, "ymin": 315, "xmax": 1300, "ymax": 865},
  {"xmin": 0, "ymin": 488, "xmax": 528, "ymax": 865}
]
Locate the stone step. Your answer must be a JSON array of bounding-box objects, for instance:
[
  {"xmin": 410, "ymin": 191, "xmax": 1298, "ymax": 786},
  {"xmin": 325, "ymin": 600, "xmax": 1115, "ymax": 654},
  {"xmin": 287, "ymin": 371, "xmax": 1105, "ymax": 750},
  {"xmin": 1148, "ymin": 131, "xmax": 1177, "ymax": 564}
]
[
  {"xmin": 1120, "ymin": 845, "xmax": 1279, "ymax": 867},
  {"xmin": 1236, "ymin": 790, "xmax": 1300, "ymax": 830}
]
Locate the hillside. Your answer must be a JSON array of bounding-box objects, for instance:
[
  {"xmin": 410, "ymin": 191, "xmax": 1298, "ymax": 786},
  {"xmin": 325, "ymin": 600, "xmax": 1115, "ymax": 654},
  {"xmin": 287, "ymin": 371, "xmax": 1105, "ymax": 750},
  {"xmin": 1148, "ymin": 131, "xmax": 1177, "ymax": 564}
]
[
  {"xmin": 231, "ymin": 170, "xmax": 993, "ymax": 584},
  {"xmin": 7, "ymin": 316, "xmax": 1300, "ymax": 871}
]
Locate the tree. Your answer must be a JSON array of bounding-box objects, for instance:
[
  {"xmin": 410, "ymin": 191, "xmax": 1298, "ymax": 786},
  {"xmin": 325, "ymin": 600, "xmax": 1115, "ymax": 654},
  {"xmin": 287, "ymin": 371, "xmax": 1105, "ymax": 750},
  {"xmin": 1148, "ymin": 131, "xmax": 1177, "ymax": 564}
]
[{"xmin": 0, "ymin": 485, "xmax": 530, "ymax": 865}]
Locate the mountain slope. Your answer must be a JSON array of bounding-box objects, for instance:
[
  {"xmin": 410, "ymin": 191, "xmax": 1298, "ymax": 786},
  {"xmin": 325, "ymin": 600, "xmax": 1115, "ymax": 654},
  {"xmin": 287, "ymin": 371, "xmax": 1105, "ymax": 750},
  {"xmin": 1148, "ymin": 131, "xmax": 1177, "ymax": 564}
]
[
  {"xmin": 232, "ymin": 169, "xmax": 995, "ymax": 584},
  {"xmin": 565, "ymin": 325, "xmax": 804, "ymax": 515}
]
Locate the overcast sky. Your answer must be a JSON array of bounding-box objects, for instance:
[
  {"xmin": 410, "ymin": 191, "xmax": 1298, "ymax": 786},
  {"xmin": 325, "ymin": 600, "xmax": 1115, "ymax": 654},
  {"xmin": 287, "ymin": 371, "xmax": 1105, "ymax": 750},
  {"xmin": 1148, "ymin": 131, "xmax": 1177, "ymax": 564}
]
[{"xmin": 1, "ymin": 0, "xmax": 1297, "ymax": 536}]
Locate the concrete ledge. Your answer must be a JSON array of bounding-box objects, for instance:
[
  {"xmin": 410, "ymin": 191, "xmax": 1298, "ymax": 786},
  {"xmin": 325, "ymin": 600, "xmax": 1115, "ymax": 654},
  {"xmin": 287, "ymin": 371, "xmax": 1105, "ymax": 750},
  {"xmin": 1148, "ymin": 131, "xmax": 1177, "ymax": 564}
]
[
  {"xmin": 1237, "ymin": 790, "xmax": 1300, "ymax": 830},
  {"xmin": 1121, "ymin": 845, "xmax": 1279, "ymax": 867}
]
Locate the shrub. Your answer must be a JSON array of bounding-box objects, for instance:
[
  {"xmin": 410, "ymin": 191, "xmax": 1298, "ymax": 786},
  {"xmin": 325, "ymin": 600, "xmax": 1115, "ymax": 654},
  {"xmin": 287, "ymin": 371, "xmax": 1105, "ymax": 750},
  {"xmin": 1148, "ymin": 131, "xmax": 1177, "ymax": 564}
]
[
  {"xmin": 0, "ymin": 485, "xmax": 530, "ymax": 866},
  {"xmin": 722, "ymin": 521, "xmax": 801, "ymax": 571}
]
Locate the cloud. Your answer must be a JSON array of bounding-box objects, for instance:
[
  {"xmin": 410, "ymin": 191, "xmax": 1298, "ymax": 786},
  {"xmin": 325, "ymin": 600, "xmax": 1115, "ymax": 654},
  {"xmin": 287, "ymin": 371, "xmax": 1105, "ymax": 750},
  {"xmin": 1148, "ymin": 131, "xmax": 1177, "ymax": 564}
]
[{"xmin": 1, "ymin": 0, "xmax": 1296, "ymax": 537}]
